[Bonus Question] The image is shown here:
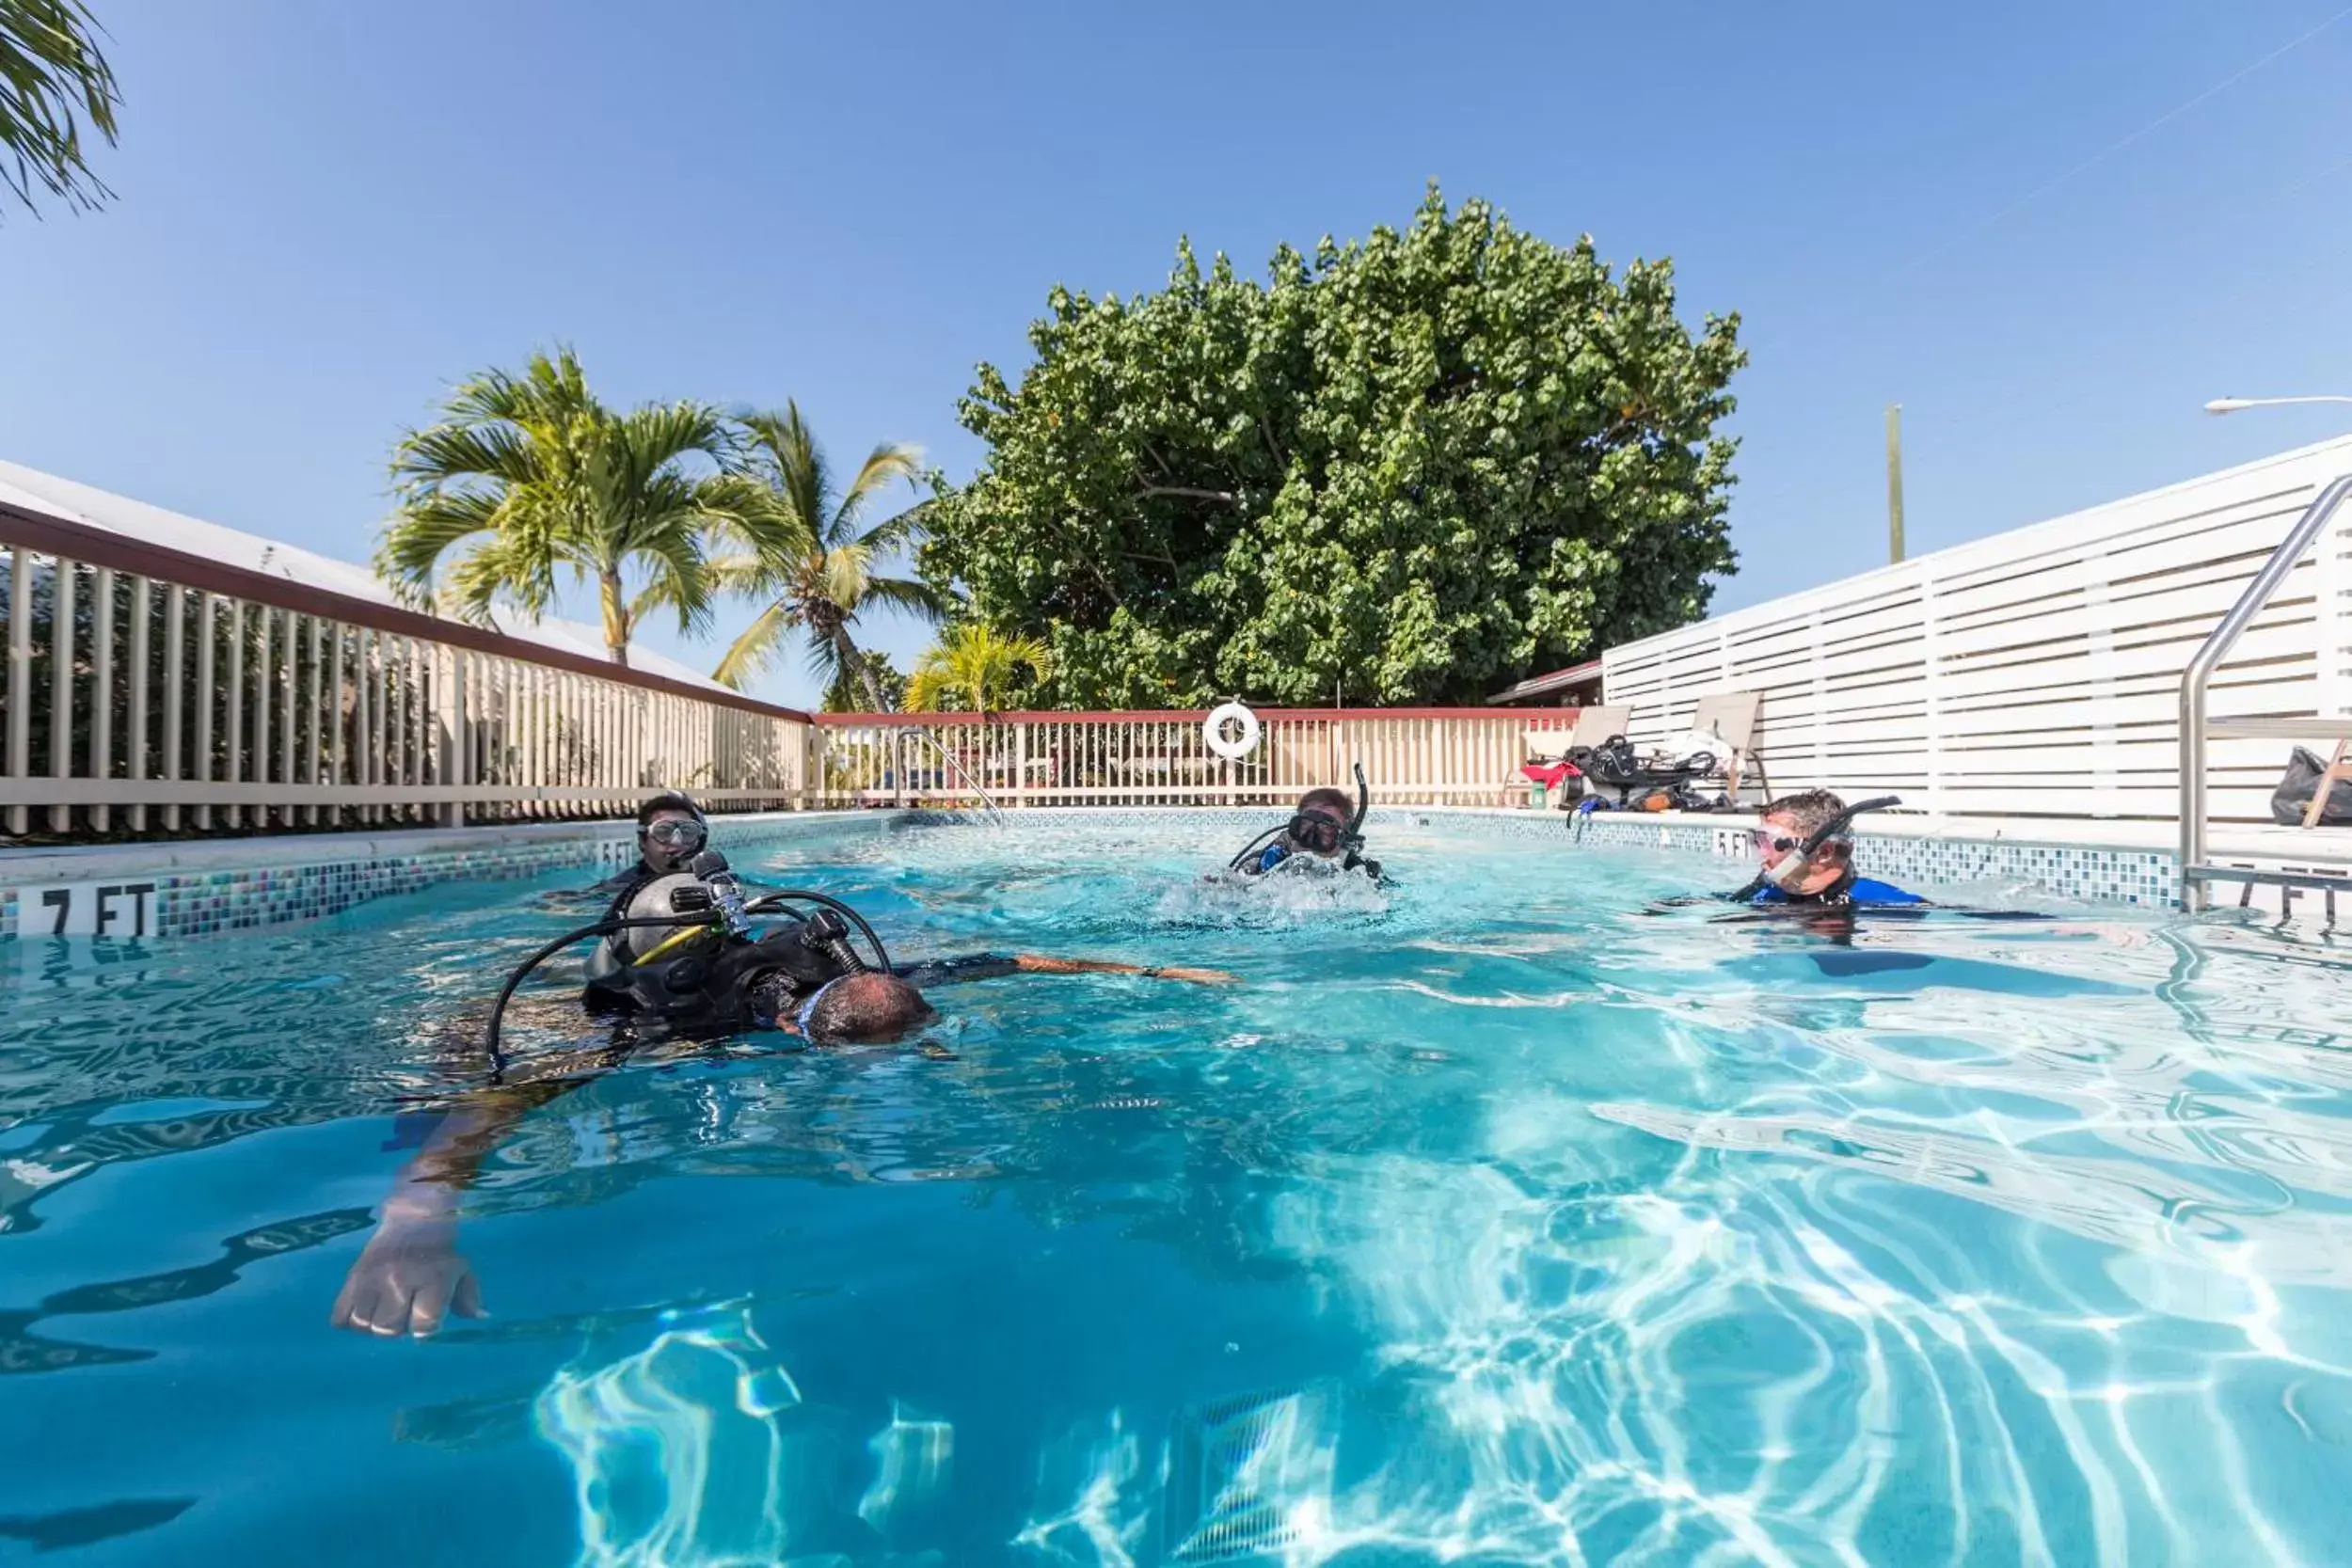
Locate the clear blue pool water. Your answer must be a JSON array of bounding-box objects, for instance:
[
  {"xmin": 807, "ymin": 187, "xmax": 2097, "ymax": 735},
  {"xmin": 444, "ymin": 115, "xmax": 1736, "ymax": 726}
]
[{"xmin": 4, "ymin": 812, "xmax": 2351, "ymax": 1566}]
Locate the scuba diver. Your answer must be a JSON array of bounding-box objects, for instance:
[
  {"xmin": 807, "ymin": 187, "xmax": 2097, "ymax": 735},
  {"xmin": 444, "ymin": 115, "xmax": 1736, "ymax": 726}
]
[
  {"xmin": 1229, "ymin": 765, "xmax": 1383, "ymax": 880},
  {"xmin": 565, "ymin": 791, "xmax": 1226, "ymax": 1041},
  {"xmin": 330, "ymin": 793, "xmax": 1235, "ymax": 1338},
  {"xmin": 1724, "ymin": 789, "xmax": 1922, "ymax": 908}
]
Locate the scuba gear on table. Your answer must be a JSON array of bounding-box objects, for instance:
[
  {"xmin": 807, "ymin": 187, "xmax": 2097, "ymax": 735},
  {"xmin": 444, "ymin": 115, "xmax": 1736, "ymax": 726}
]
[
  {"xmin": 1228, "ymin": 764, "xmax": 1375, "ymax": 875},
  {"xmin": 485, "ymin": 848, "xmax": 895, "ymax": 1078},
  {"xmin": 1573, "ymin": 734, "xmax": 1724, "ymax": 806}
]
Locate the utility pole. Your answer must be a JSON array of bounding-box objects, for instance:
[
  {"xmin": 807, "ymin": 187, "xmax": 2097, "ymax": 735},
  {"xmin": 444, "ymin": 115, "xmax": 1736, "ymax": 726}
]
[{"xmin": 1886, "ymin": 403, "xmax": 1906, "ymax": 564}]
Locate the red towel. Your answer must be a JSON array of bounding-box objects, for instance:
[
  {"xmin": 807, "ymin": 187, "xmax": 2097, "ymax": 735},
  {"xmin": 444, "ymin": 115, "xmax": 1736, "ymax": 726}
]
[{"xmin": 1520, "ymin": 760, "xmax": 1581, "ymax": 786}]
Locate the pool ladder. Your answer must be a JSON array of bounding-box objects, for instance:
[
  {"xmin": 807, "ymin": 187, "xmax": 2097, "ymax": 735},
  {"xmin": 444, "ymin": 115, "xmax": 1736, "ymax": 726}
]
[
  {"xmin": 2177, "ymin": 471, "xmax": 2352, "ymax": 914},
  {"xmin": 909, "ymin": 725, "xmax": 1008, "ymax": 827}
]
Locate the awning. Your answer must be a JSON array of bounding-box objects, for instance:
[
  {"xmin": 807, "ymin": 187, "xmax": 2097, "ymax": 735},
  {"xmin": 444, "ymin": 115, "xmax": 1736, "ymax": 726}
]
[{"xmin": 1485, "ymin": 659, "xmax": 1602, "ymax": 705}]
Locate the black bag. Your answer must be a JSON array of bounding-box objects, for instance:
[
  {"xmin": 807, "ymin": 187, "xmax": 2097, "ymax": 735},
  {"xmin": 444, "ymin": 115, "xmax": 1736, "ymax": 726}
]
[{"xmin": 2268, "ymin": 747, "xmax": 2352, "ymax": 827}]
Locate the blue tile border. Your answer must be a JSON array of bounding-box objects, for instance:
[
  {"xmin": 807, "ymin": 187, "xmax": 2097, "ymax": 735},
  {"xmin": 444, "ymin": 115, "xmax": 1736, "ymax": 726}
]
[
  {"xmin": 0, "ymin": 803, "xmax": 2201, "ymax": 946},
  {"xmin": 0, "ymin": 812, "xmax": 889, "ymax": 947},
  {"xmin": 1558, "ymin": 814, "xmax": 2179, "ymax": 907}
]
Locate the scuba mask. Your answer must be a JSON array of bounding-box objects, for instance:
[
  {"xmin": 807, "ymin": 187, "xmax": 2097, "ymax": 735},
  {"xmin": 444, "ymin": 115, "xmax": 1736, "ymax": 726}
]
[
  {"xmin": 643, "ymin": 816, "xmax": 707, "ymax": 859},
  {"xmin": 1758, "ymin": 796, "xmax": 1903, "ymax": 889}
]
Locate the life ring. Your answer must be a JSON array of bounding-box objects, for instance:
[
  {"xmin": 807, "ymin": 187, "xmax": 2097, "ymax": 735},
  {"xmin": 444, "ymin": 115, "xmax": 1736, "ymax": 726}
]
[{"xmin": 1203, "ymin": 701, "xmax": 1261, "ymax": 761}]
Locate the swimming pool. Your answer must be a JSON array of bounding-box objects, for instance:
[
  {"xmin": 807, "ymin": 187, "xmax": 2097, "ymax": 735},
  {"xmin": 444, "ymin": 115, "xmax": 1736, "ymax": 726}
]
[{"xmin": 3, "ymin": 811, "xmax": 2348, "ymax": 1565}]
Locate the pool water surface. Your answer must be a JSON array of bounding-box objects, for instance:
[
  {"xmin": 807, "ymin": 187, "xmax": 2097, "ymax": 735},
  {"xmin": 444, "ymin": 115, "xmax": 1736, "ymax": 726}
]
[{"xmin": 3, "ymin": 813, "xmax": 2350, "ymax": 1565}]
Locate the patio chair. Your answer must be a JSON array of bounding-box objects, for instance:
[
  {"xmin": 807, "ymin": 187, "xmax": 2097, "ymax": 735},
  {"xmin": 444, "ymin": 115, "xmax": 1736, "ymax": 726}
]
[{"xmin": 1685, "ymin": 690, "xmax": 1767, "ymax": 803}]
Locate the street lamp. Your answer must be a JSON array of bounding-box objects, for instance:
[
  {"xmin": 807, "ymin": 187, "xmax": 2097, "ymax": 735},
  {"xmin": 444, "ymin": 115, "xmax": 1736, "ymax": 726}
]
[{"xmin": 2204, "ymin": 395, "xmax": 2352, "ymax": 415}]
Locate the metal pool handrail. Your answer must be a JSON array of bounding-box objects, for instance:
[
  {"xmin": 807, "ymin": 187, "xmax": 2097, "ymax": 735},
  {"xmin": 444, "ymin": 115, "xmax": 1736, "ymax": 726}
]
[
  {"xmin": 2177, "ymin": 472, "xmax": 2352, "ymax": 908},
  {"xmin": 911, "ymin": 724, "xmax": 1008, "ymax": 825}
]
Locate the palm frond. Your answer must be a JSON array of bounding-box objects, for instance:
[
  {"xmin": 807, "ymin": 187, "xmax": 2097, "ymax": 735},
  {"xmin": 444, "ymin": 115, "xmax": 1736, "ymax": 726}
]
[
  {"xmin": 857, "ymin": 574, "xmax": 952, "ymax": 624},
  {"xmin": 831, "ymin": 441, "xmax": 924, "ymax": 541},
  {"xmin": 0, "ymin": 0, "xmax": 119, "ymax": 218},
  {"xmin": 854, "ymin": 496, "xmax": 932, "ymax": 558},
  {"xmin": 710, "ymin": 597, "xmax": 803, "ymax": 690}
]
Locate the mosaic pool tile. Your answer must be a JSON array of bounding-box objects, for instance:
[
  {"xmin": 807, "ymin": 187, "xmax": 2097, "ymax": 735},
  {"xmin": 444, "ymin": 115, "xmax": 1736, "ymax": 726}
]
[{"xmin": 0, "ymin": 802, "xmax": 2290, "ymax": 947}]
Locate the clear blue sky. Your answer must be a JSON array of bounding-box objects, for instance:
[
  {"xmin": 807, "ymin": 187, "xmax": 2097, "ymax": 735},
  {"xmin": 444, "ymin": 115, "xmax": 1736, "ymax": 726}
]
[{"xmin": 6, "ymin": 0, "xmax": 2349, "ymax": 709}]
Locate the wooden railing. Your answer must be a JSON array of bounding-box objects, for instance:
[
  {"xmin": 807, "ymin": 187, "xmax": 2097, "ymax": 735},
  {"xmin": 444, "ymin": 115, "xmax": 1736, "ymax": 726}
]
[
  {"xmin": 809, "ymin": 709, "xmax": 1573, "ymax": 810},
  {"xmin": 1, "ymin": 499, "xmax": 813, "ymax": 842}
]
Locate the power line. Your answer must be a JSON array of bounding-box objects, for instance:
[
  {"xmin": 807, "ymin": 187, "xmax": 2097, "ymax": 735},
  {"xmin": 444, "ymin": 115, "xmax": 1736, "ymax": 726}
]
[{"xmin": 1878, "ymin": 4, "xmax": 2352, "ymax": 287}]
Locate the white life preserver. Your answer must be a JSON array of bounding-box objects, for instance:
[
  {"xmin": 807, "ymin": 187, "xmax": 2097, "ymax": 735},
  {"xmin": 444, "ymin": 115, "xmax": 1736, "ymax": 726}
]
[{"xmin": 1203, "ymin": 701, "xmax": 1262, "ymax": 761}]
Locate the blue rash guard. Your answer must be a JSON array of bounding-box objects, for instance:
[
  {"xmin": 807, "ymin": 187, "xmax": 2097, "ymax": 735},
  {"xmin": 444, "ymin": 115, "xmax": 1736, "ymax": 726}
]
[{"xmin": 1749, "ymin": 875, "xmax": 1927, "ymax": 909}]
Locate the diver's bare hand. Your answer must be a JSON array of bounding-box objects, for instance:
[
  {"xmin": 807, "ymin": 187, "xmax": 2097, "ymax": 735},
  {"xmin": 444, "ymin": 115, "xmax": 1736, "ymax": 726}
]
[
  {"xmin": 1146, "ymin": 965, "xmax": 1240, "ymax": 986},
  {"xmin": 331, "ymin": 1204, "xmax": 485, "ymax": 1338}
]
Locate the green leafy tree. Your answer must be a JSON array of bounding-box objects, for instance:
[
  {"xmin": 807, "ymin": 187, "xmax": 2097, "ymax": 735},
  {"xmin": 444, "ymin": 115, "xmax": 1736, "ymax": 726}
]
[
  {"xmin": 2, "ymin": 0, "xmax": 119, "ymax": 218},
  {"xmin": 822, "ymin": 650, "xmax": 905, "ymax": 712},
  {"xmin": 707, "ymin": 403, "xmax": 946, "ymax": 707},
  {"xmin": 904, "ymin": 624, "xmax": 1047, "ymax": 714},
  {"xmin": 920, "ymin": 186, "xmax": 1743, "ymax": 707},
  {"xmin": 377, "ymin": 349, "xmax": 742, "ymax": 667}
]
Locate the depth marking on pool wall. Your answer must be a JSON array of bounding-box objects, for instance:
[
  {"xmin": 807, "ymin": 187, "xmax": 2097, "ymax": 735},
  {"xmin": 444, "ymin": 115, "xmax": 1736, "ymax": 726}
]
[{"xmin": 16, "ymin": 881, "xmax": 160, "ymax": 939}]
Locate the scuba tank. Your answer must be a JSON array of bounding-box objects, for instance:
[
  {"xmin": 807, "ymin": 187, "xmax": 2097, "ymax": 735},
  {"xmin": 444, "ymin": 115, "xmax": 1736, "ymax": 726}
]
[{"xmin": 485, "ymin": 848, "xmax": 894, "ymax": 1078}]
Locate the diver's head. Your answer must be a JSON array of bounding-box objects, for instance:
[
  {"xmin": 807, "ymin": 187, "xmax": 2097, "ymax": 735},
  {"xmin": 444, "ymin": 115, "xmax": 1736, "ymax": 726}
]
[
  {"xmin": 803, "ymin": 973, "xmax": 936, "ymax": 1044},
  {"xmin": 1286, "ymin": 787, "xmax": 1356, "ymax": 860},
  {"xmin": 636, "ymin": 792, "xmax": 707, "ymax": 872},
  {"xmin": 1755, "ymin": 789, "xmax": 1852, "ymax": 896}
]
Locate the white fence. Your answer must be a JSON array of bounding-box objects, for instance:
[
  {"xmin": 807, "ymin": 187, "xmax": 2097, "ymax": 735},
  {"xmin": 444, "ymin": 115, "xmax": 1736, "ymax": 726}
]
[
  {"xmin": 811, "ymin": 710, "xmax": 1567, "ymax": 809},
  {"xmin": 1603, "ymin": 437, "xmax": 2352, "ymax": 823},
  {"xmin": 1, "ymin": 501, "xmax": 812, "ymax": 840}
]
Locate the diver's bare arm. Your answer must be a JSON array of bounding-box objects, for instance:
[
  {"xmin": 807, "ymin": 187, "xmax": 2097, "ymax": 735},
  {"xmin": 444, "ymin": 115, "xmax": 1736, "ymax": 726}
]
[
  {"xmin": 1009, "ymin": 955, "xmax": 1239, "ymax": 986},
  {"xmin": 332, "ymin": 1037, "xmax": 619, "ymax": 1338}
]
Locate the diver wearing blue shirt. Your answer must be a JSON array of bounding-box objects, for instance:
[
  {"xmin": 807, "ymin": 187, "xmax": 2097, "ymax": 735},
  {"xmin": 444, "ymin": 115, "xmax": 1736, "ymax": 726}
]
[{"xmin": 1725, "ymin": 790, "xmax": 1923, "ymax": 908}]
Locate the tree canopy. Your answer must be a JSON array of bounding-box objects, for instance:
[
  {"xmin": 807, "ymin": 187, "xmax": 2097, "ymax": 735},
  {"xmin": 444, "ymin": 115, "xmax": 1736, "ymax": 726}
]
[{"xmin": 919, "ymin": 188, "xmax": 1744, "ymax": 707}]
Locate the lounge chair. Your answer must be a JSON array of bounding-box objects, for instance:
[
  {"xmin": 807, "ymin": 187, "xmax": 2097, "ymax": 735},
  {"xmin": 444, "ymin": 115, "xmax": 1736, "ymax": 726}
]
[{"xmin": 1685, "ymin": 690, "xmax": 1767, "ymax": 804}]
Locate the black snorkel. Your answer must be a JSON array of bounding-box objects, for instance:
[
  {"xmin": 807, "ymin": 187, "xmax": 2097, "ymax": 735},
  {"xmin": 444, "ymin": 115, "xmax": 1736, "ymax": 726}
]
[
  {"xmin": 1343, "ymin": 761, "xmax": 1371, "ymax": 857},
  {"xmin": 482, "ymin": 850, "xmax": 894, "ymax": 1081}
]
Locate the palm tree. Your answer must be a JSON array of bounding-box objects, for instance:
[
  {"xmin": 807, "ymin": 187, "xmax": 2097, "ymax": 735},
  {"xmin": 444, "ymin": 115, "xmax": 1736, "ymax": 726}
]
[
  {"xmin": 377, "ymin": 349, "xmax": 744, "ymax": 666},
  {"xmin": 904, "ymin": 624, "xmax": 1049, "ymax": 715},
  {"xmin": 707, "ymin": 403, "xmax": 946, "ymax": 707},
  {"xmin": 2, "ymin": 0, "xmax": 119, "ymax": 219}
]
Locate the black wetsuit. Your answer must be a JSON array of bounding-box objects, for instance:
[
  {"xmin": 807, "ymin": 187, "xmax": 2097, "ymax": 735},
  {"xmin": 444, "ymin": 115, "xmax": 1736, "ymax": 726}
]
[{"xmin": 580, "ymin": 862, "xmax": 1022, "ymax": 1033}]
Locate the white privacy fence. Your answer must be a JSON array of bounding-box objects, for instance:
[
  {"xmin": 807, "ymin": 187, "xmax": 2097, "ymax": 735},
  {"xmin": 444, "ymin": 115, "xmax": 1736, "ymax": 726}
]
[
  {"xmin": 1603, "ymin": 437, "xmax": 2352, "ymax": 823},
  {"xmin": 0, "ymin": 500, "xmax": 812, "ymax": 840},
  {"xmin": 810, "ymin": 710, "xmax": 1567, "ymax": 809}
]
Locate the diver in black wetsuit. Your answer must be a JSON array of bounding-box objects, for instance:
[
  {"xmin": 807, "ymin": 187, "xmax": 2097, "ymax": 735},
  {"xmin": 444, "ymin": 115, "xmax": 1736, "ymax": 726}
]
[
  {"xmin": 331, "ymin": 796, "xmax": 1236, "ymax": 1338},
  {"xmin": 1229, "ymin": 766, "xmax": 1384, "ymax": 881}
]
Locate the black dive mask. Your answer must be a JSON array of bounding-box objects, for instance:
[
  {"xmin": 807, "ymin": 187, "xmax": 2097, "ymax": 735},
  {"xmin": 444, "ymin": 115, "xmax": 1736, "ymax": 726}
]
[{"xmin": 1287, "ymin": 812, "xmax": 1350, "ymax": 856}]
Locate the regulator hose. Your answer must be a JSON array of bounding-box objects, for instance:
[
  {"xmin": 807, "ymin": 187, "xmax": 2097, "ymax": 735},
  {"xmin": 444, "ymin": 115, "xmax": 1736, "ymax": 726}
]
[
  {"xmin": 743, "ymin": 890, "xmax": 893, "ymax": 974},
  {"xmin": 483, "ymin": 912, "xmax": 718, "ymax": 1080}
]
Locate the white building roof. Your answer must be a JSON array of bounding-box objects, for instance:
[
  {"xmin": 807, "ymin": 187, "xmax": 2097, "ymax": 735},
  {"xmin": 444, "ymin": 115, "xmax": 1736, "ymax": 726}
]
[{"xmin": 0, "ymin": 459, "xmax": 734, "ymax": 695}]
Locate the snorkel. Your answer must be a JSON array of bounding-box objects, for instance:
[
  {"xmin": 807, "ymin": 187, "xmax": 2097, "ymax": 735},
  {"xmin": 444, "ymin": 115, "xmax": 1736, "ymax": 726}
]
[
  {"xmin": 482, "ymin": 849, "xmax": 893, "ymax": 1080},
  {"xmin": 1760, "ymin": 795, "xmax": 1902, "ymax": 890},
  {"xmin": 1343, "ymin": 761, "xmax": 1371, "ymax": 855}
]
